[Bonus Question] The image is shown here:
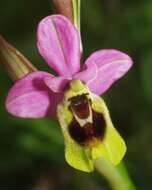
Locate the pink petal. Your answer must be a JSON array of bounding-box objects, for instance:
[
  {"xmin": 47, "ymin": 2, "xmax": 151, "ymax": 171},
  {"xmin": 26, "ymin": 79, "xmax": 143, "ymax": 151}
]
[
  {"xmin": 37, "ymin": 15, "xmax": 80, "ymax": 77},
  {"xmin": 84, "ymin": 49, "xmax": 133, "ymax": 95},
  {"xmin": 5, "ymin": 71, "xmax": 63, "ymax": 118},
  {"xmin": 74, "ymin": 62, "xmax": 97, "ymax": 84},
  {"xmin": 44, "ymin": 76, "xmax": 70, "ymax": 93}
]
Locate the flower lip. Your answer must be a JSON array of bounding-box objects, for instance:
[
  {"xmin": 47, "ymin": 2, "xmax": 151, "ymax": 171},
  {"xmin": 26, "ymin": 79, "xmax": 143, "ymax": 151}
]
[
  {"xmin": 58, "ymin": 80, "xmax": 127, "ymax": 172},
  {"xmin": 67, "ymin": 92, "xmax": 106, "ymax": 147}
]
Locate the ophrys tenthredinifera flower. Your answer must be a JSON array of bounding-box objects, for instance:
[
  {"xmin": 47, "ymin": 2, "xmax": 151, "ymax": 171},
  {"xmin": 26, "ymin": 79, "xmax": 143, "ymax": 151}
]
[{"xmin": 6, "ymin": 15, "xmax": 133, "ymax": 172}]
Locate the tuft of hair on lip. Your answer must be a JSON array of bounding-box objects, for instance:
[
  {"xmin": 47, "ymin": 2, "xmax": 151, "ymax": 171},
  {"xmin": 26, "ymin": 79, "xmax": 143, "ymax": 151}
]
[{"xmin": 68, "ymin": 93, "xmax": 89, "ymax": 102}]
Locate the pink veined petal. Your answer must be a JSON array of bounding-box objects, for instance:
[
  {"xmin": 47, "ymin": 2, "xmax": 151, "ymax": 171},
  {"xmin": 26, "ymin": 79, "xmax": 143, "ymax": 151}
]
[
  {"xmin": 84, "ymin": 49, "xmax": 133, "ymax": 95},
  {"xmin": 5, "ymin": 71, "xmax": 63, "ymax": 118},
  {"xmin": 44, "ymin": 76, "xmax": 70, "ymax": 93},
  {"xmin": 37, "ymin": 15, "xmax": 80, "ymax": 77}
]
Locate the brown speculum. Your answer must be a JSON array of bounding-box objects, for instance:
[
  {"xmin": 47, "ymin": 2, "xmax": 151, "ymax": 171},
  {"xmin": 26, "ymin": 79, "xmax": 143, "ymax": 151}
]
[
  {"xmin": 69, "ymin": 93, "xmax": 90, "ymax": 119},
  {"xmin": 68, "ymin": 94, "xmax": 106, "ymax": 146}
]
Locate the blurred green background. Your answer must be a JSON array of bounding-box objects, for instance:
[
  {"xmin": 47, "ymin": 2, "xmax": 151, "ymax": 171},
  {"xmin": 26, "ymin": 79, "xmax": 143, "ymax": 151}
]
[{"xmin": 0, "ymin": 0, "xmax": 152, "ymax": 189}]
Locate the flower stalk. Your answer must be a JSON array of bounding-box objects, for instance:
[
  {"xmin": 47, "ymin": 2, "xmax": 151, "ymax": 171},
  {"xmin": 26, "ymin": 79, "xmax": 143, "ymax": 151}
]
[
  {"xmin": 72, "ymin": 0, "xmax": 82, "ymax": 53},
  {"xmin": 95, "ymin": 159, "xmax": 137, "ymax": 190}
]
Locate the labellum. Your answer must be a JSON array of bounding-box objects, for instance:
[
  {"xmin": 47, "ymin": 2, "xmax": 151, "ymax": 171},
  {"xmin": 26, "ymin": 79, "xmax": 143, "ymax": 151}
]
[
  {"xmin": 57, "ymin": 80, "xmax": 126, "ymax": 172},
  {"xmin": 68, "ymin": 93, "xmax": 106, "ymax": 147}
]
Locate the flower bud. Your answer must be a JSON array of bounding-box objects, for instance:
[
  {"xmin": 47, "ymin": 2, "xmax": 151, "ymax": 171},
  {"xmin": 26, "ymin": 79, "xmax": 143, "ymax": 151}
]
[
  {"xmin": 0, "ymin": 35, "xmax": 37, "ymax": 81},
  {"xmin": 51, "ymin": 0, "xmax": 73, "ymax": 23}
]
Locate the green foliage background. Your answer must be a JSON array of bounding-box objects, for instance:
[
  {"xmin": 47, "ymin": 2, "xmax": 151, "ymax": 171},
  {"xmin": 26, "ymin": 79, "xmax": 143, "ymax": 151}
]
[{"xmin": 0, "ymin": 0, "xmax": 152, "ymax": 189}]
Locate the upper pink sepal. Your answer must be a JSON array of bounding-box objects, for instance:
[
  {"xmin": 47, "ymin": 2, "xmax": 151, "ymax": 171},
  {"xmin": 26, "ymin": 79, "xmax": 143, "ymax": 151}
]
[
  {"xmin": 5, "ymin": 71, "xmax": 62, "ymax": 118},
  {"xmin": 84, "ymin": 49, "xmax": 133, "ymax": 95},
  {"xmin": 37, "ymin": 15, "xmax": 80, "ymax": 77}
]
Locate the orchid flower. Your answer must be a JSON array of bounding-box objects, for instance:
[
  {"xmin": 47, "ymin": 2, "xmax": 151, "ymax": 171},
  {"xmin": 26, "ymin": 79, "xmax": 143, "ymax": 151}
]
[{"xmin": 5, "ymin": 15, "xmax": 133, "ymax": 172}]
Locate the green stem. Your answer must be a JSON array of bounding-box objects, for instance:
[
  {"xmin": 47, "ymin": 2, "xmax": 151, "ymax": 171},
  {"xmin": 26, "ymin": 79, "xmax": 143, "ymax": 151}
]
[
  {"xmin": 94, "ymin": 159, "xmax": 137, "ymax": 190},
  {"xmin": 72, "ymin": 0, "xmax": 83, "ymax": 53}
]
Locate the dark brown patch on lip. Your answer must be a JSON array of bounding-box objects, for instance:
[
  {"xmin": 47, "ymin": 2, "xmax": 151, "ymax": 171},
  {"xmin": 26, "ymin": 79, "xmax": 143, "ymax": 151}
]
[
  {"xmin": 69, "ymin": 93, "xmax": 90, "ymax": 119},
  {"xmin": 68, "ymin": 111, "xmax": 106, "ymax": 146}
]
